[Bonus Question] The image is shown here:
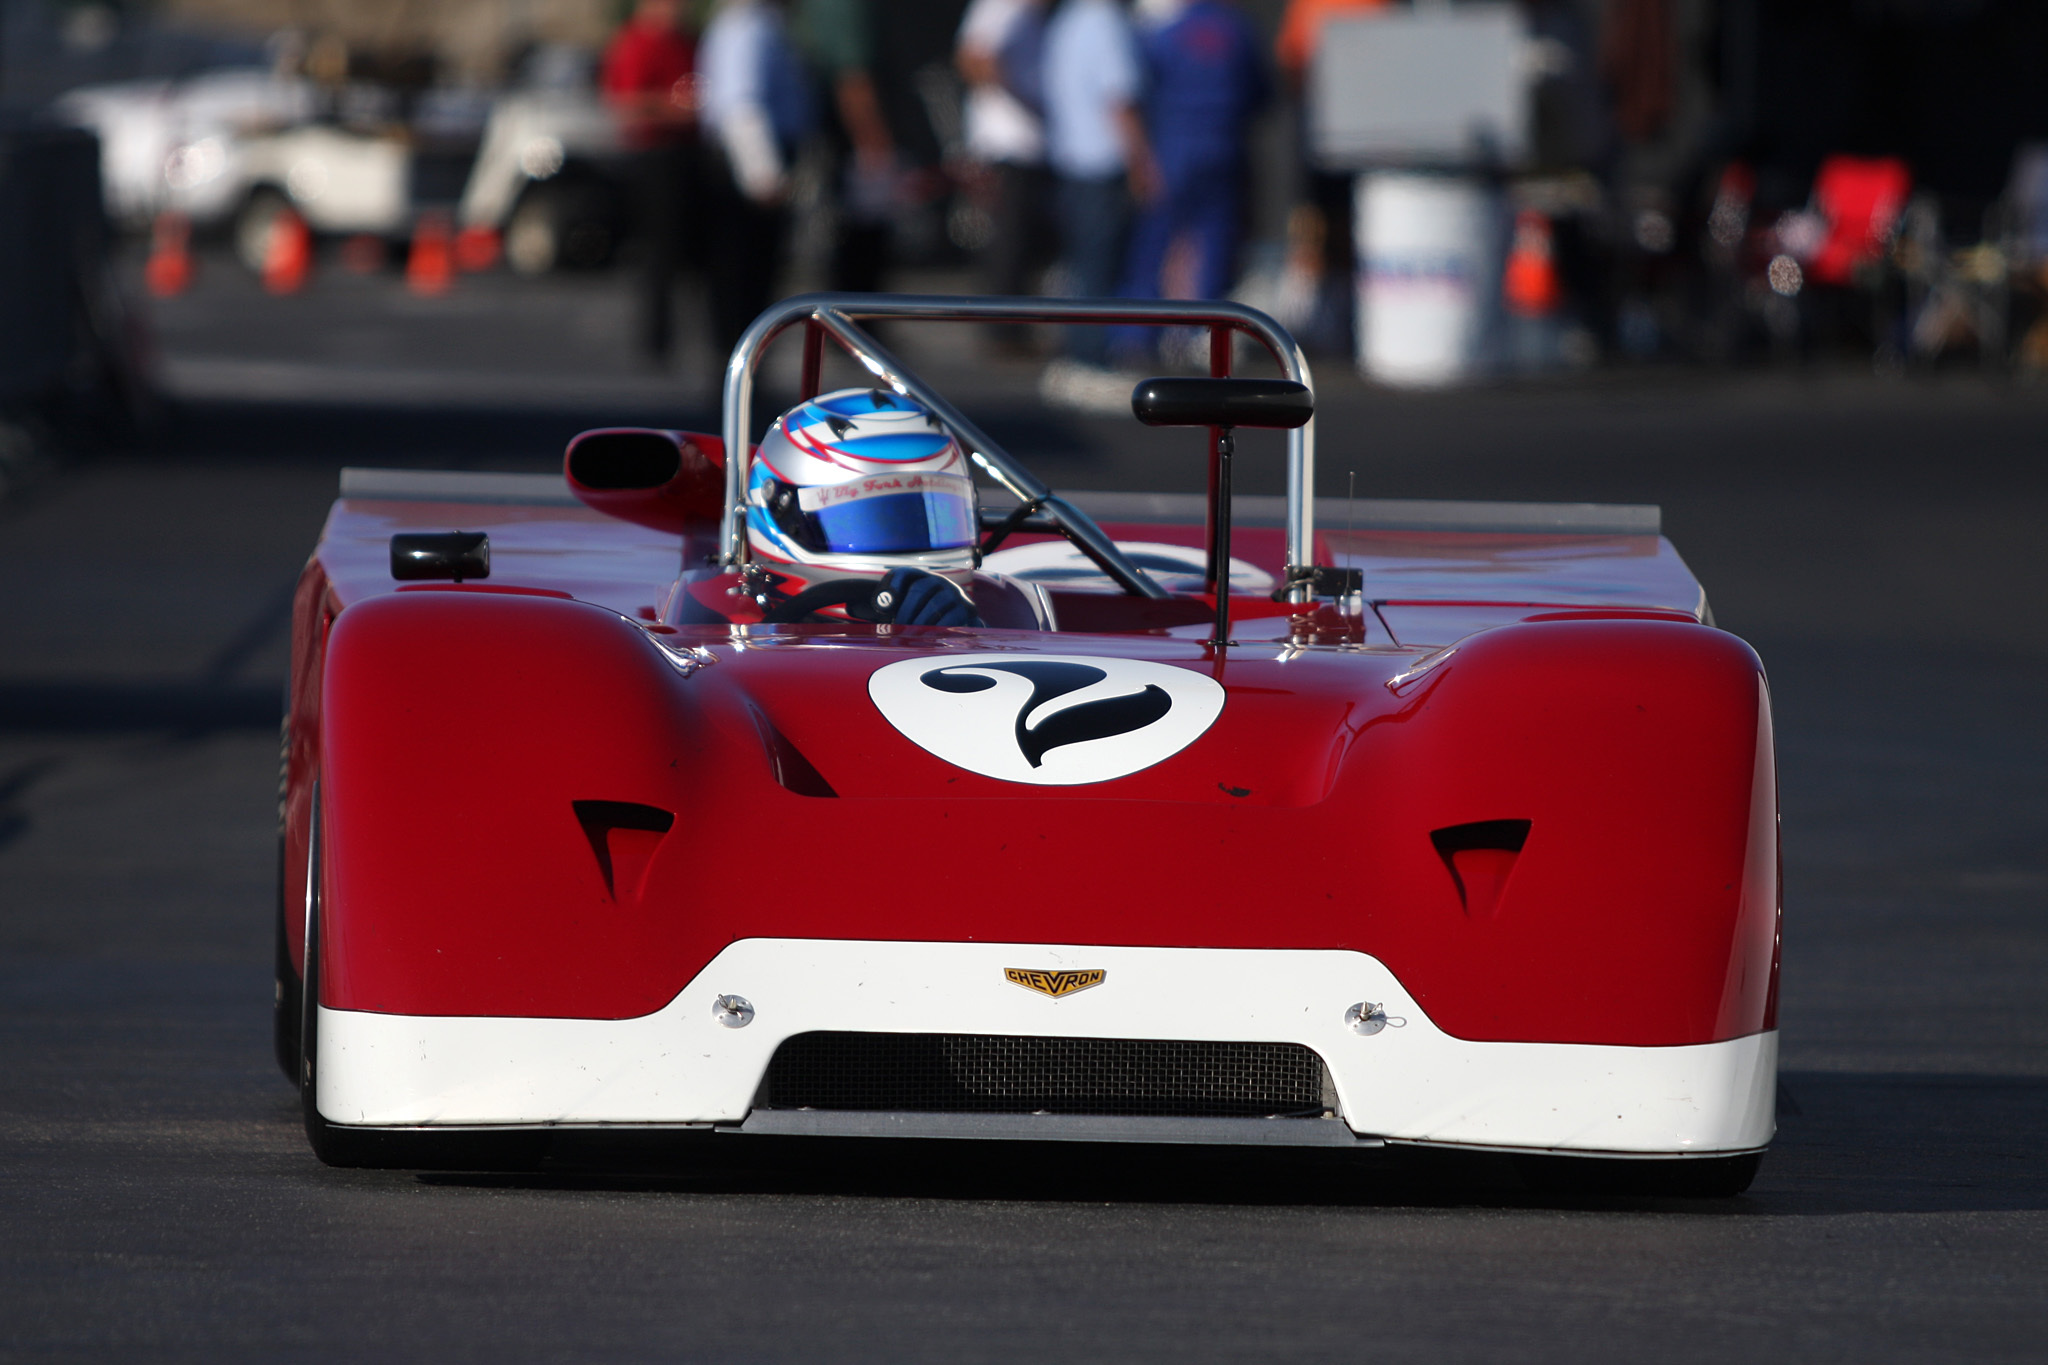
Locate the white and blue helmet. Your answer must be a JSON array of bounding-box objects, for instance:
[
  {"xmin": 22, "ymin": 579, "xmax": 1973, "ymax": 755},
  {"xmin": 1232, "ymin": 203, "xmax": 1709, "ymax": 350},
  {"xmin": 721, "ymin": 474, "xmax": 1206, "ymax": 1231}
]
[{"xmin": 746, "ymin": 387, "xmax": 979, "ymax": 587}]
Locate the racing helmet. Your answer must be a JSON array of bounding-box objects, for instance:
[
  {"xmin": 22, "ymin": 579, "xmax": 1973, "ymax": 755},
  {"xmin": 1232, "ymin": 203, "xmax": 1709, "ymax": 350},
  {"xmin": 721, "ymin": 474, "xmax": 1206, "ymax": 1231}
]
[{"xmin": 746, "ymin": 387, "xmax": 979, "ymax": 590}]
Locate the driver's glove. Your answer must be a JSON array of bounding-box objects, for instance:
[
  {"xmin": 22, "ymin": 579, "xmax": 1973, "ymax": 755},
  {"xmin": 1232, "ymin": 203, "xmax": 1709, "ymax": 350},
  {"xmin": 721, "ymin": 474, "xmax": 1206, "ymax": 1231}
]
[{"xmin": 875, "ymin": 568, "xmax": 983, "ymax": 627}]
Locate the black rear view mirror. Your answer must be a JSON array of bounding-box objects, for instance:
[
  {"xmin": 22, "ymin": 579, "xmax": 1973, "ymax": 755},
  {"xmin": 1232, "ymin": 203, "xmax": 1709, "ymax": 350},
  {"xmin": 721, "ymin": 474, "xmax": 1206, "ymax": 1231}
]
[
  {"xmin": 391, "ymin": 531, "xmax": 488, "ymax": 583},
  {"xmin": 1130, "ymin": 377, "xmax": 1313, "ymax": 430},
  {"xmin": 1127, "ymin": 377, "xmax": 1315, "ymax": 648}
]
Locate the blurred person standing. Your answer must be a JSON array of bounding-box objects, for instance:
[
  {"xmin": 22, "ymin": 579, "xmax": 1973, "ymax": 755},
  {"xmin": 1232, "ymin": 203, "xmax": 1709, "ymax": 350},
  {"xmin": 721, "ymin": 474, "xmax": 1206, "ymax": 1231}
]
[
  {"xmin": 956, "ymin": 0, "xmax": 1052, "ymax": 318},
  {"xmin": 1112, "ymin": 0, "xmax": 1268, "ymax": 357},
  {"xmin": 797, "ymin": 0, "xmax": 898, "ymax": 292},
  {"xmin": 699, "ymin": 0, "xmax": 814, "ymax": 360},
  {"xmin": 1041, "ymin": 0, "xmax": 1157, "ymax": 403},
  {"xmin": 601, "ymin": 0, "xmax": 699, "ymax": 364}
]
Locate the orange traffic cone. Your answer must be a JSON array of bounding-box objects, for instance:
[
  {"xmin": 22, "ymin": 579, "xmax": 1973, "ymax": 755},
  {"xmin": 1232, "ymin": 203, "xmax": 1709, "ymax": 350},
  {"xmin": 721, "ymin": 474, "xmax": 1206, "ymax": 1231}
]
[
  {"xmin": 144, "ymin": 211, "xmax": 194, "ymax": 298},
  {"xmin": 263, "ymin": 207, "xmax": 312, "ymax": 295},
  {"xmin": 453, "ymin": 225, "xmax": 500, "ymax": 273},
  {"xmin": 407, "ymin": 212, "xmax": 455, "ymax": 296},
  {"xmin": 1503, "ymin": 209, "xmax": 1563, "ymax": 318}
]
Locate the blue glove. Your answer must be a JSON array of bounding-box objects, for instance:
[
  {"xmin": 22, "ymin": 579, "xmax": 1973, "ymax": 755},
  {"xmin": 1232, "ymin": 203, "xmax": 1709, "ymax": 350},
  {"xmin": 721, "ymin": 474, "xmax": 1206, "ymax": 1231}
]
[{"xmin": 876, "ymin": 568, "xmax": 984, "ymax": 627}]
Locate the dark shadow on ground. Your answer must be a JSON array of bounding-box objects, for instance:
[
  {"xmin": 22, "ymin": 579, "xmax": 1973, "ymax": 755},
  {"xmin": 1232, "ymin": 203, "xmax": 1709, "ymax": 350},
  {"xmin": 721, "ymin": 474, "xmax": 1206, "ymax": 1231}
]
[
  {"xmin": 0, "ymin": 680, "xmax": 282, "ymax": 732},
  {"xmin": 370, "ymin": 1070, "xmax": 2048, "ymax": 1216}
]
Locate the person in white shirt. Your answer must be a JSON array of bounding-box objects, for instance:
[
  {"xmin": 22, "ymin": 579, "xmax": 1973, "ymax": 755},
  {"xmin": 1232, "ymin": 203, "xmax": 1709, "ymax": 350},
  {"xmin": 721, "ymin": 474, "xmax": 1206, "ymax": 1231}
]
[
  {"xmin": 1041, "ymin": 0, "xmax": 1158, "ymax": 374},
  {"xmin": 956, "ymin": 0, "xmax": 1052, "ymax": 322},
  {"xmin": 698, "ymin": 0, "xmax": 813, "ymax": 359}
]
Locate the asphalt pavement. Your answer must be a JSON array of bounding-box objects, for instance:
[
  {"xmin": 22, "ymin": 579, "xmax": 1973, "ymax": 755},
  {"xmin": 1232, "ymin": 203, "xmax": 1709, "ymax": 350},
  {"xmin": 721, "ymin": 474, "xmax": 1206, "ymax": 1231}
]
[{"xmin": 3, "ymin": 256, "xmax": 2045, "ymax": 1362}]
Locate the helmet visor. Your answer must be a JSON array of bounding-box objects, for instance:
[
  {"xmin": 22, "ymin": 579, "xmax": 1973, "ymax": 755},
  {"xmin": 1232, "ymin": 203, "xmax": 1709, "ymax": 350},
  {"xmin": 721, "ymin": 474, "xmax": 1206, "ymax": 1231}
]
[{"xmin": 794, "ymin": 472, "xmax": 977, "ymax": 555}]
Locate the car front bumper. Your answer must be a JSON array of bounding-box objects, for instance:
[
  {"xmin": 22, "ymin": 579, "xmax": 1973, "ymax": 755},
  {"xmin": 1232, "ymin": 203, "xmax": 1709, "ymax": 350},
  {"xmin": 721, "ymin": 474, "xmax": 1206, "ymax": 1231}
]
[{"xmin": 316, "ymin": 938, "xmax": 1776, "ymax": 1157}]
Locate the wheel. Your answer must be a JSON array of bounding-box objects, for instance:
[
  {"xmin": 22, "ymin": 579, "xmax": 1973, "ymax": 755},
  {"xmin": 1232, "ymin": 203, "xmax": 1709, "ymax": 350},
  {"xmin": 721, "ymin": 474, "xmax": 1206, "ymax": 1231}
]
[
  {"xmin": 505, "ymin": 181, "xmax": 617, "ymax": 277},
  {"xmin": 503, "ymin": 191, "xmax": 562, "ymax": 276},
  {"xmin": 272, "ymin": 831, "xmax": 299, "ymax": 1083},
  {"xmin": 273, "ymin": 717, "xmax": 300, "ymax": 1083},
  {"xmin": 1516, "ymin": 1151, "xmax": 1763, "ymax": 1198},
  {"xmin": 297, "ymin": 780, "xmax": 371, "ymax": 1166},
  {"xmin": 233, "ymin": 187, "xmax": 293, "ymax": 274},
  {"xmin": 559, "ymin": 218, "xmax": 615, "ymax": 269}
]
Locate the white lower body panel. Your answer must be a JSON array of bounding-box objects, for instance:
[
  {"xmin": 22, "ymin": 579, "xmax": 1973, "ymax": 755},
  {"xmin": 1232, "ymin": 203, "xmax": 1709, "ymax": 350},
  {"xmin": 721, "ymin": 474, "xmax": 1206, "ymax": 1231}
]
[{"xmin": 317, "ymin": 939, "xmax": 1776, "ymax": 1156}]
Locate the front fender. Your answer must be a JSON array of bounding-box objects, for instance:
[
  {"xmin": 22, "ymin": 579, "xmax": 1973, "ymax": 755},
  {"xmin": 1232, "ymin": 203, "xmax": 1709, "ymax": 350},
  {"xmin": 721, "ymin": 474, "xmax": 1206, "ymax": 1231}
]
[
  {"xmin": 318, "ymin": 590, "xmax": 751, "ymax": 1018},
  {"xmin": 1334, "ymin": 620, "xmax": 1779, "ymax": 1046}
]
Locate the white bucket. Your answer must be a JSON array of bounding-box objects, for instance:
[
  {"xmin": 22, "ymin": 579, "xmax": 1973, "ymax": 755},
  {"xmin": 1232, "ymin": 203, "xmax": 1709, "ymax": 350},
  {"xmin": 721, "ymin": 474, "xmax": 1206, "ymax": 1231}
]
[{"xmin": 1355, "ymin": 172, "xmax": 1499, "ymax": 386}]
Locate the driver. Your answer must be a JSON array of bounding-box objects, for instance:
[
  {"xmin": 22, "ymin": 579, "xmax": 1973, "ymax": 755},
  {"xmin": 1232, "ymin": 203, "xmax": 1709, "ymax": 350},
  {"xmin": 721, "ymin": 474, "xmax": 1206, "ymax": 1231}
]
[{"xmin": 745, "ymin": 387, "xmax": 986, "ymax": 627}]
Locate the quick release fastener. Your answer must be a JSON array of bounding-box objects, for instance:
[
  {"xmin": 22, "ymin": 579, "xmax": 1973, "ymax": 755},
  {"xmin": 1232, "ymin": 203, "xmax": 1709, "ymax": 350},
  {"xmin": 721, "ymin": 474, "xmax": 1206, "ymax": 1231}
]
[
  {"xmin": 712, "ymin": 995, "xmax": 755, "ymax": 1028},
  {"xmin": 1346, "ymin": 1001, "xmax": 1392, "ymax": 1036}
]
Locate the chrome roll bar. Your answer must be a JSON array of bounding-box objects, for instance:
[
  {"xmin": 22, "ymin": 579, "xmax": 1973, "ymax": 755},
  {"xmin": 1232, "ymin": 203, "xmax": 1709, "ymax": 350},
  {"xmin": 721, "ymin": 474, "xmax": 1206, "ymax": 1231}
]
[{"xmin": 717, "ymin": 293, "xmax": 1318, "ymax": 603}]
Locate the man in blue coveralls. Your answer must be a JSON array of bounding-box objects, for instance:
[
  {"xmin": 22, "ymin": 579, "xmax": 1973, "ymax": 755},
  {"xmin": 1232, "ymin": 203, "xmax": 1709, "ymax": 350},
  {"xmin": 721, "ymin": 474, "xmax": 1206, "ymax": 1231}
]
[{"xmin": 1112, "ymin": 0, "xmax": 1269, "ymax": 360}]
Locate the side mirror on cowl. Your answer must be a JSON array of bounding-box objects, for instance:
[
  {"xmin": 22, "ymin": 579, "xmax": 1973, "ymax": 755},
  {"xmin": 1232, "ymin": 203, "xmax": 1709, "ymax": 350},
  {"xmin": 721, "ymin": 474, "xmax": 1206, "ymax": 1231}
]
[
  {"xmin": 1130, "ymin": 377, "xmax": 1313, "ymax": 430},
  {"xmin": 564, "ymin": 428, "xmax": 727, "ymax": 534}
]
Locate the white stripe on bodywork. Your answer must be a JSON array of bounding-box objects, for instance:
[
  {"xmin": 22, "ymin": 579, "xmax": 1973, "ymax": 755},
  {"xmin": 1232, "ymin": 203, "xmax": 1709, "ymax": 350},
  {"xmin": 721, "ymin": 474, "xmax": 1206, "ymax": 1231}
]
[{"xmin": 317, "ymin": 939, "xmax": 1775, "ymax": 1156}]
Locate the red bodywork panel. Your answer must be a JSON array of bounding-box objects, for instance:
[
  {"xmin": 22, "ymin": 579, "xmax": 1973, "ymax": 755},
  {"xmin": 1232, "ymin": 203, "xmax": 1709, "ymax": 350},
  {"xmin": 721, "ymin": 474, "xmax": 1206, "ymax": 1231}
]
[{"xmin": 305, "ymin": 584, "xmax": 1778, "ymax": 1048}]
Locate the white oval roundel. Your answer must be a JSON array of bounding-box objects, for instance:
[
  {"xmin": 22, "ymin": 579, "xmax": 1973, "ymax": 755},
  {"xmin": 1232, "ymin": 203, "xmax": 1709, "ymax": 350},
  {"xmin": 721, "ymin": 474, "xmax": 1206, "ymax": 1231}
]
[{"xmin": 868, "ymin": 653, "xmax": 1225, "ymax": 786}]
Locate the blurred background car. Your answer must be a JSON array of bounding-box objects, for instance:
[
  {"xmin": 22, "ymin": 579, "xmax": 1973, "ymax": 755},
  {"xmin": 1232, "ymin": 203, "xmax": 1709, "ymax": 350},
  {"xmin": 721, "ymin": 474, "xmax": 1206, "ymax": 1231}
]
[
  {"xmin": 54, "ymin": 65, "xmax": 315, "ymax": 229},
  {"xmin": 458, "ymin": 48, "xmax": 629, "ymax": 277},
  {"xmin": 41, "ymin": 16, "xmax": 633, "ymax": 281}
]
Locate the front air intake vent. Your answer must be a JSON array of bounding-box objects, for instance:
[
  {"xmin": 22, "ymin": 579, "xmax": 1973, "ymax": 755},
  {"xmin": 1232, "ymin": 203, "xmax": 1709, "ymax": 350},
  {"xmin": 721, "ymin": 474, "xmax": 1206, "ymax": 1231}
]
[
  {"xmin": 1430, "ymin": 818, "xmax": 1531, "ymax": 919},
  {"xmin": 761, "ymin": 1032, "xmax": 1329, "ymax": 1119},
  {"xmin": 571, "ymin": 800, "xmax": 674, "ymax": 900}
]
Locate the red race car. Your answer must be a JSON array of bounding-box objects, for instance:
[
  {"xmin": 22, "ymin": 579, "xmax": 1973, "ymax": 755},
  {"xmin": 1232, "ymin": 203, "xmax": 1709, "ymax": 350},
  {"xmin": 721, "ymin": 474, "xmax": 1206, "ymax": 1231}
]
[{"xmin": 277, "ymin": 295, "xmax": 1778, "ymax": 1195}]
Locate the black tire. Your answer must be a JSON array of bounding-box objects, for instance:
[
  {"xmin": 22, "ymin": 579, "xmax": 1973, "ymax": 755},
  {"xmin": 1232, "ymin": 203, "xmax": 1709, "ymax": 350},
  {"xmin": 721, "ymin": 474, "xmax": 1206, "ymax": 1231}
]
[
  {"xmin": 272, "ymin": 831, "xmax": 299, "ymax": 1083},
  {"xmin": 273, "ymin": 715, "xmax": 300, "ymax": 1083},
  {"xmin": 1516, "ymin": 1151, "xmax": 1763, "ymax": 1198},
  {"xmin": 505, "ymin": 180, "xmax": 617, "ymax": 276},
  {"xmin": 298, "ymin": 780, "xmax": 372, "ymax": 1167},
  {"xmin": 234, "ymin": 187, "xmax": 293, "ymax": 275},
  {"xmin": 503, "ymin": 186, "xmax": 580, "ymax": 276}
]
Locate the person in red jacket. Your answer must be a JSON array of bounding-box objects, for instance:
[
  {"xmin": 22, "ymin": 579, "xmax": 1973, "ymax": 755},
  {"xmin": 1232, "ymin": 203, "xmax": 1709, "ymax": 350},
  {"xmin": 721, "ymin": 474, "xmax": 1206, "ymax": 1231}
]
[{"xmin": 601, "ymin": 0, "xmax": 699, "ymax": 364}]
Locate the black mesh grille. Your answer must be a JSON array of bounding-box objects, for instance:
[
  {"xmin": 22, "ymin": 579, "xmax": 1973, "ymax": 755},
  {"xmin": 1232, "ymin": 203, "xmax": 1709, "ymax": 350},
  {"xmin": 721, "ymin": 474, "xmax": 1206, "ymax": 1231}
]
[{"xmin": 761, "ymin": 1033, "xmax": 1329, "ymax": 1119}]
